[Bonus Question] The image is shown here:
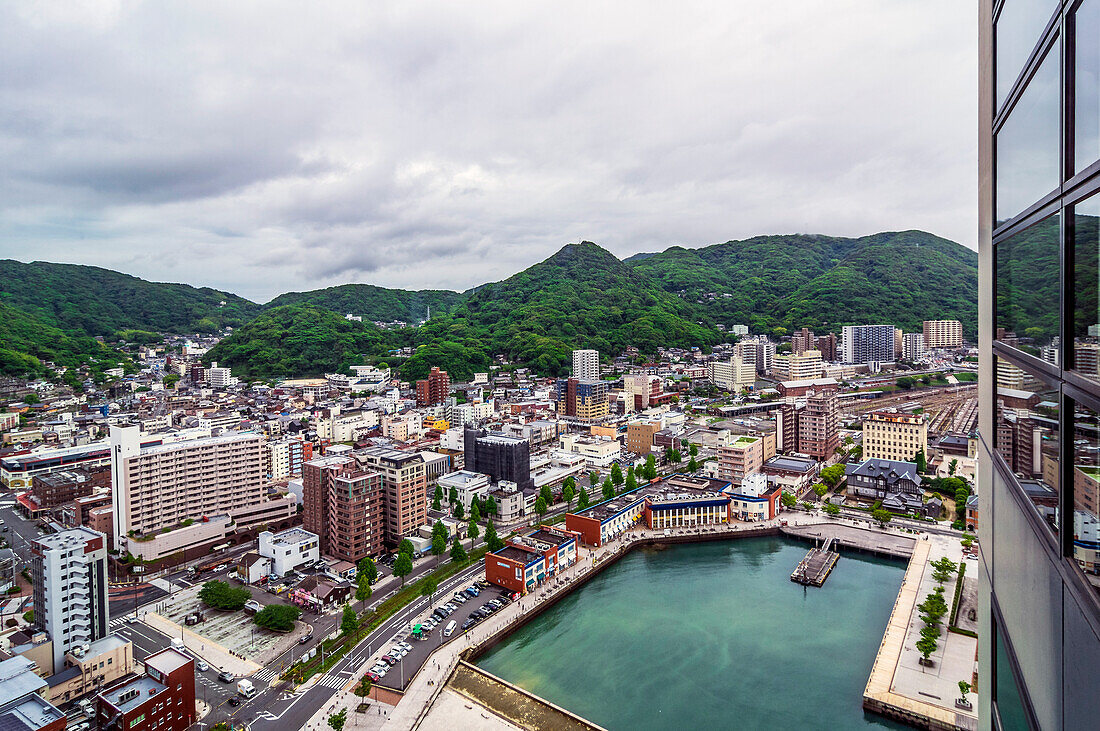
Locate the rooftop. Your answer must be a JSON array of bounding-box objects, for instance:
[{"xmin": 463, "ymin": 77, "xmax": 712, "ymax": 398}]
[
  {"xmin": 763, "ymin": 455, "xmax": 818, "ymax": 474},
  {"xmin": 0, "ymin": 693, "xmax": 65, "ymax": 731},
  {"xmin": 496, "ymin": 545, "xmax": 540, "ymax": 564},
  {"xmin": 139, "ymin": 431, "xmax": 260, "ymax": 455},
  {"xmin": 145, "ymin": 647, "xmax": 192, "ymax": 676},
  {"xmin": 34, "ymin": 526, "xmax": 101, "ymax": 552},
  {"xmin": 100, "ymin": 675, "xmax": 167, "ymax": 714},
  {"xmin": 268, "ymin": 527, "xmax": 318, "ymax": 545}
]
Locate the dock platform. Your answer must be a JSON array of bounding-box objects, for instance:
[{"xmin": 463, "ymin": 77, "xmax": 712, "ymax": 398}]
[{"xmin": 791, "ymin": 537, "xmax": 840, "ymax": 586}]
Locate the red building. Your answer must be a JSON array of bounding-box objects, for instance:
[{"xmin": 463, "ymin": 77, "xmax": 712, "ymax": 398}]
[
  {"xmin": 416, "ymin": 367, "xmax": 450, "ymax": 406},
  {"xmin": 485, "ymin": 526, "xmax": 580, "ymax": 595},
  {"xmin": 97, "ymin": 648, "xmax": 195, "ymax": 731}
]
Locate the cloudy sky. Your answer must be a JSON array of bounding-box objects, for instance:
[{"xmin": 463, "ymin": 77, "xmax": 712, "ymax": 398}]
[{"xmin": 0, "ymin": 1, "xmax": 976, "ymax": 302}]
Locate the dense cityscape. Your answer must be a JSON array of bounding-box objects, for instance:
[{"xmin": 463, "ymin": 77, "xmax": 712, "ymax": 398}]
[{"xmin": 1, "ymin": 2, "xmax": 1096, "ymax": 730}]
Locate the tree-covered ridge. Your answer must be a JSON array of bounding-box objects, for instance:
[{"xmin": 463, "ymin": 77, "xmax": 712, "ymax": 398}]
[
  {"xmin": 202, "ymin": 305, "xmax": 402, "ymax": 380},
  {"xmin": 0, "ymin": 259, "xmax": 260, "ymax": 337},
  {"xmin": 0, "ymin": 303, "xmax": 127, "ymax": 381},
  {"xmin": 630, "ymin": 230, "xmax": 978, "ymax": 335},
  {"xmin": 461, "ymin": 242, "xmax": 721, "ymax": 374},
  {"xmin": 264, "ymin": 283, "xmax": 463, "ymax": 323}
]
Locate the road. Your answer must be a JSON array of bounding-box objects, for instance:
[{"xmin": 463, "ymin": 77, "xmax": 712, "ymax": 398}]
[{"xmin": 216, "ymin": 560, "xmax": 488, "ymax": 731}]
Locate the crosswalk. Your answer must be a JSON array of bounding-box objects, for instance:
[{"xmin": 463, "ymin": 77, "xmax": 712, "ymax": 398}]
[
  {"xmin": 252, "ymin": 667, "xmax": 279, "ymax": 682},
  {"xmin": 109, "ymin": 617, "xmax": 133, "ymax": 629},
  {"xmin": 316, "ymin": 673, "xmax": 347, "ymax": 689}
]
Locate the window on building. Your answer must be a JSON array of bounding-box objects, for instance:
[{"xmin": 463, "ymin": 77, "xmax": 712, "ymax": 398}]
[
  {"xmin": 994, "ymin": 621, "xmax": 1031, "ymax": 730},
  {"xmin": 1073, "ymin": 193, "xmax": 1100, "ymax": 381},
  {"xmin": 1076, "ymin": 0, "xmax": 1100, "ymax": 173},
  {"xmin": 996, "ymin": 213, "xmax": 1060, "ymax": 353},
  {"xmin": 996, "ymin": 43, "xmax": 1061, "ymax": 223},
  {"xmin": 996, "ymin": 1, "xmax": 1058, "ymax": 106}
]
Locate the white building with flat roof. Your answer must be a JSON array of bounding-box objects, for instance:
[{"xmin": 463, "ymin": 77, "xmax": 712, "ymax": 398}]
[
  {"xmin": 572, "ymin": 349, "xmax": 600, "ymax": 381},
  {"xmin": 258, "ymin": 528, "xmax": 319, "ymax": 577},
  {"xmin": 32, "ymin": 526, "xmax": 109, "ymax": 670},
  {"xmin": 438, "ymin": 470, "xmax": 492, "ymax": 511}
]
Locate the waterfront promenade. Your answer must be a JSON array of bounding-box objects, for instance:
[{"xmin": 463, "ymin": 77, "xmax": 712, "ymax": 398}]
[{"xmin": 288, "ymin": 510, "xmax": 967, "ymax": 731}]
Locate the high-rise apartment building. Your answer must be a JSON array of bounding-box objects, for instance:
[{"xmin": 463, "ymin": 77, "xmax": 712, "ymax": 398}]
[
  {"xmin": 901, "ymin": 332, "xmax": 926, "ymax": 361},
  {"xmin": 772, "ymin": 350, "xmax": 824, "ymax": 381},
  {"xmin": 797, "ymin": 390, "xmax": 838, "ymax": 460},
  {"xmin": 415, "ymin": 367, "xmax": 450, "ymax": 407},
  {"xmin": 717, "ymin": 435, "xmax": 763, "ymax": 486},
  {"xmin": 32, "ymin": 527, "xmax": 109, "ymax": 670},
  {"xmin": 357, "ymin": 447, "xmax": 428, "ymax": 546},
  {"xmin": 554, "ymin": 378, "xmax": 609, "ymax": 421},
  {"xmin": 862, "ymin": 410, "xmax": 928, "ymax": 463},
  {"xmin": 736, "ymin": 336, "xmax": 775, "ymax": 374},
  {"xmin": 301, "ymin": 453, "xmax": 385, "ymax": 561},
  {"xmin": 265, "ymin": 438, "xmax": 307, "ymax": 480},
  {"xmin": 109, "ymin": 426, "xmax": 266, "ymax": 548},
  {"xmin": 979, "ymin": 2, "xmax": 1100, "ymax": 727},
  {"xmin": 708, "ymin": 356, "xmax": 756, "ymax": 391},
  {"xmin": 840, "ymin": 325, "xmax": 896, "ymax": 364},
  {"xmin": 922, "ymin": 319, "xmax": 964, "ymax": 349},
  {"xmin": 622, "ymin": 374, "xmax": 662, "ymax": 411},
  {"xmin": 791, "ymin": 327, "xmax": 816, "ymax": 355},
  {"xmin": 815, "ymin": 332, "xmax": 838, "ymax": 362},
  {"xmin": 571, "ymin": 349, "xmax": 600, "ymax": 381}
]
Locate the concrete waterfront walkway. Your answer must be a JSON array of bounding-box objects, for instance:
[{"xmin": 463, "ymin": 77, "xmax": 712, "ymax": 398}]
[{"xmin": 863, "ymin": 535, "xmax": 979, "ymax": 730}]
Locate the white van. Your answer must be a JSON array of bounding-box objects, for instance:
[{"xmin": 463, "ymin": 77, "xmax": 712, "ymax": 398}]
[{"xmin": 443, "ymin": 620, "xmax": 457, "ymax": 637}]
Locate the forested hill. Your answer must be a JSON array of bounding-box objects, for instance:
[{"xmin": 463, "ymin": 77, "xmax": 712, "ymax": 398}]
[
  {"xmin": 0, "ymin": 259, "xmax": 259, "ymax": 337},
  {"xmin": 264, "ymin": 283, "xmax": 463, "ymax": 323},
  {"xmin": 629, "ymin": 230, "xmax": 978, "ymax": 336}
]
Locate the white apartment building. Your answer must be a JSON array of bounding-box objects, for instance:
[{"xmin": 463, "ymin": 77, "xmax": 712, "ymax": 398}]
[
  {"xmin": 902, "ymin": 332, "xmax": 926, "ymax": 360},
  {"xmin": 206, "ymin": 362, "xmax": 238, "ymax": 389},
  {"xmin": 109, "ymin": 425, "xmax": 266, "ymax": 547},
  {"xmin": 258, "ymin": 528, "xmax": 319, "ymax": 577},
  {"xmin": 572, "ymin": 349, "xmax": 600, "ymax": 381},
  {"xmin": 772, "ymin": 350, "xmax": 824, "ymax": 381},
  {"xmin": 708, "ymin": 356, "xmax": 756, "ymax": 391},
  {"xmin": 922, "ymin": 319, "xmax": 963, "ymax": 349},
  {"xmin": 32, "ymin": 527, "xmax": 109, "ymax": 670},
  {"xmin": 558, "ymin": 433, "xmax": 621, "ymax": 468}
]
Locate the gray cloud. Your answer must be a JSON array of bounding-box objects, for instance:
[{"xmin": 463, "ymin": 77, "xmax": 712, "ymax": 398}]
[{"xmin": 0, "ymin": 1, "xmax": 976, "ymax": 302}]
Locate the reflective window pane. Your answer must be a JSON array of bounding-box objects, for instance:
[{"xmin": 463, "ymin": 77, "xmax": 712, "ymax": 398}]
[
  {"xmin": 996, "ymin": 1, "xmax": 1058, "ymax": 105},
  {"xmin": 1073, "ymin": 195, "xmax": 1100, "ymax": 381},
  {"xmin": 995, "ymin": 623, "xmax": 1031, "ymax": 730},
  {"xmin": 996, "ymin": 213, "xmax": 1060, "ymax": 355},
  {"xmin": 995, "ymin": 356, "xmax": 1060, "ymax": 536},
  {"xmin": 1072, "ymin": 402, "xmax": 1100, "ymax": 587},
  {"xmin": 1076, "ymin": 0, "xmax": 1100, "ymax": 173},
  {"xmin": 996, "ymin": 46, "xmax": 1061, "ymax": 223}
]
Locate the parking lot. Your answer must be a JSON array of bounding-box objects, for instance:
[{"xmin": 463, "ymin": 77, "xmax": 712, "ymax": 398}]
[
  {"xmin": 156, "ymin": 586, "xmax": 310, "ymax": 665},
  {"xmin": 366, "ymin": 577, "xmax": 516, "ymax": 691}
]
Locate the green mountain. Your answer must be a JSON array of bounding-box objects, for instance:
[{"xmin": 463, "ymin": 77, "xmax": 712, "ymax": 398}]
[
  {"xmin": 0, "ymin": 303, "xmax": 127, "ymax": 382},
  {"xmin": 201, "ymin": 305, "xmax": 402, "ymax": 380},
  {"xmin": 629, "ymin": 230, "xmax": 978, "ymax": 336},
  {"xmin": 0, "ymin": 260, "xmax": 260, "ymax": 337},
  {"xmin": 265, "ymin": 283, "xmax": 463, "ymax": 323}
]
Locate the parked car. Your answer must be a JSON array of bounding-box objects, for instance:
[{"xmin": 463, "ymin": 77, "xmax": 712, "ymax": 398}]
[
  {"xmin": 452, "ymin": 593, "xmax": 468, "ymax": 603},
  {"xmin": 381, "ymin": 655, "xmax": 398, "ymax": 666},
  {"xmin": 399, "ymin": 642, "xmax": 412, "ymax": 652}
]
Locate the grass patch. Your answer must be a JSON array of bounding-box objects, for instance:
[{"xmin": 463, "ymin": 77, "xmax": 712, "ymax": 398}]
[{"xmin": 949, "ymin": 561, "xmax": 968, "ymax": 627}]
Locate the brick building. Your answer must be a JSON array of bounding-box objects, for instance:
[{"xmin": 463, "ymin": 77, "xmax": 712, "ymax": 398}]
[
  {"xmin": 415, "ymin": 367, "xmax": 450, "ymax": 407},
  {"xmin": 96, "ymin": 648, "xmax": 195, "ymax": 731}
]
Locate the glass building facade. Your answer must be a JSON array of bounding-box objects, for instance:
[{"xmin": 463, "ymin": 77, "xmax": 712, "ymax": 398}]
[{"xmin": 981, "ymin": 0, "xmax": 1100, "ymax": 728}]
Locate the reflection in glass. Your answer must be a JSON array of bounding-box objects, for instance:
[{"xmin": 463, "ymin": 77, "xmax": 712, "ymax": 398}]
[
  {"xmin": 995, "ymin": 624, "xmax": 1031, "ymax": 730},
  {"xmin": 995, "ymin": 357, "xmax": 1060, "ymax": 536},
  {"xmin": 1073, "ymin": 403, "xmax": 1100, "ymax": 585},
  {"xmin": 996, "ymin": 47, "xmax": 1061, "ymax": 223},
  {"xmin": 1076, "ymin": 0, "xmax": 1100, "ymax": 172},
  {"xmin": 1074, "ymin": 196, "xmax": 1100, "ymax": 381},
  {"xmin": 996, "ymin": 1, "xmax": 1058, "ymax": 106},
  {"xmin": 996, "ymin": 213, "xmax": 1060, "ymax": 357}
]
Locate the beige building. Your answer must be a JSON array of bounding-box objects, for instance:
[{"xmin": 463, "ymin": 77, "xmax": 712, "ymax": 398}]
[
  {"xmin": 772, "ymin": 350, "xmax": 824, "ymax": 382},
  {"xmin": 708, "ymin": 356, "xmax": 756, "ymax": 391},
  {"xmin": 922, "ymin": 319, "xmax": 963, "ymax": 349},
  {"xmin": 717, "ymin": 435, "xmax": 764, "ymax": 486},
  {"xmin": 798, "ymin": 389, "xmax": 839, "ymax": 460},
  {"xmin": 109, "ymin": 426, "xmax": 270, "ymax": 549},
  {"xmin": 357, "ymin": 447, "xmax": 428, "ymax": 545},
  {"xmin": 627, "ymin": 420, "xmax": 662, "ymax": 455},
  {"xmin": 48, "ymin": 635, "xmax": 134, "ymax": 705},
  {"xmin": 862, "ymin": 409, "xmax": 929, "ymax": 462}
]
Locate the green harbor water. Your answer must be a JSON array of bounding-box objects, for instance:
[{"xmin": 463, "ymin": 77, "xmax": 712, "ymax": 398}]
[{"xmin": 476, "ymin": 536, "xmax": 908, "ymax": 731}]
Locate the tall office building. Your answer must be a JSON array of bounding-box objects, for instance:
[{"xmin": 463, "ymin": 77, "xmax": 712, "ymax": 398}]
[
  {"xmin": 572, "ymin": 349, "xmax": 600, "ymax": 381},
  {"xmin": 922, "ymin": 319, "xmax": 964, "ymax": 349},
  {"xmin": 32, "ymin": 527, "xmax": 109, "ymax": 670},
  {"xmin": 464, "ymin": 428, "xmax": 534, "ymax": 491},
  {"xmin": 415, "ymin": 367, "xmax": 450, "ymax": 407},
  {"xmin": 979, "ymin": 2, "xmax": 1100, "ymax": 728},
  {"xmin": 840, "ymin": 324, "xmax": 896, "ymax": 364}
]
